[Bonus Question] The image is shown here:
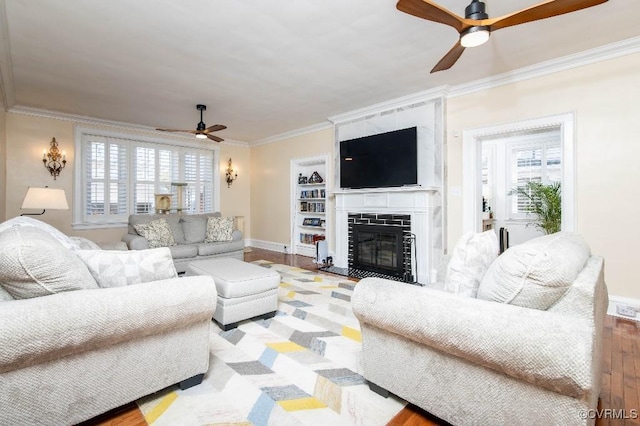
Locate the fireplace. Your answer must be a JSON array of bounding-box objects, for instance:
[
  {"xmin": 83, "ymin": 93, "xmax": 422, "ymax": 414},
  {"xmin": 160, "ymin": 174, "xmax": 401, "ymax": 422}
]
[
  {"xmin": 348, "ymin": 213, "xmax": 412, "ymax": 282},
  {"xmin": 334, "ymin": 187, "xmax": 442, "ymax": 285}
]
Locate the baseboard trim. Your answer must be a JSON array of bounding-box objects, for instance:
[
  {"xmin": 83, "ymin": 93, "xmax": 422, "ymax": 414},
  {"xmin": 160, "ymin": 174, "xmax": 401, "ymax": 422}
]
[
  {"xmin": 608, "ymin": 295, "xmax": 640, "ymax": 321},
  {"xmin": 247, "ymin": 239, "xmax": 286, "ymax": 253},
  {"xmin": 246, "ymin": 239, "xmax": 336, "ymax": 260}
]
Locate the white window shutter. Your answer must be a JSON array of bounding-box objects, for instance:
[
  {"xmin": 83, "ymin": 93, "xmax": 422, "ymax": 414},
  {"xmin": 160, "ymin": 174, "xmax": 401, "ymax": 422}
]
[{"xmin": 78, "ymin": 129, "xmax": 216, "ymax": 227}]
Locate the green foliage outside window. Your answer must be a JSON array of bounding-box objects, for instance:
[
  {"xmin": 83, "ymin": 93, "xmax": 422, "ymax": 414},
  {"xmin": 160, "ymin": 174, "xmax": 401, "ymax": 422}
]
[{"xmin": 508, "ymin": 181, "xmax": 561, "ymax": 234}]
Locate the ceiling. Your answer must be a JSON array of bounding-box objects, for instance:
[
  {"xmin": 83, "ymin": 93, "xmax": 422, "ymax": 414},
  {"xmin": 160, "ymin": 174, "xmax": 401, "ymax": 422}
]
[{"xmin": 0, "ymin": 0, "xmax": 638, "ymax": 143}]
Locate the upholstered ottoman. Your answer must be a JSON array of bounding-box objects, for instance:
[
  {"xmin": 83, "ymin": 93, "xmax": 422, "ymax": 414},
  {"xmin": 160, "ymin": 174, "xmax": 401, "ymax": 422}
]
[{"xmin": 185, "ymin": 258, "xmax": 280, "ymax": 330}]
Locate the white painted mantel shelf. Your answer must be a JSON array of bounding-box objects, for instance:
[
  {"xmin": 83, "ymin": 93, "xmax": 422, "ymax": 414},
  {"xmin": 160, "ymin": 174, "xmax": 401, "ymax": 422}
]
[{"xmin": 332, "ymin": 186, "xmax": 442, "ymax": 285}]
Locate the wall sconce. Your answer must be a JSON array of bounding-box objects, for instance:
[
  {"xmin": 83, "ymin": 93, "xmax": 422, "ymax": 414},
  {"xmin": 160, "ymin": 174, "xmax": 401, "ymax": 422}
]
[
  {"xmin": 43, "ymin": 137, "xmax": 66, "ymax": 180},
  {"xmin": 225, "ymin": 158, "xmax": 238, "ymax": 188}
]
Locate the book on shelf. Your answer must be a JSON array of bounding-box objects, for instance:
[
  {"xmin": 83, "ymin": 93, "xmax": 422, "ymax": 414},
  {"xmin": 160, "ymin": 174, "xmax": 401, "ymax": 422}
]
[{"xmin": 299, "ymin": 232, "xmax": 323, "ymax": 245}]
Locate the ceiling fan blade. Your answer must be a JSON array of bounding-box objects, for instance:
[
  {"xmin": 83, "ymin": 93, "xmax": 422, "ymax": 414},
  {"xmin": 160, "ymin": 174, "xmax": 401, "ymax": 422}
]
[
  {"xmin": 396, "ymin": 0, "xmax": 468, "ymax": 32},
  {"xmin": 431, "ymin": 41, "xmax": 466, "ymax": 73},
  {"xmin": 488, "ymin": 0, "xmax": 608, "ymax": 31},
  {"xmin": 207, "ymin": 134, "xmax": 224, "ymax": 142},
  {"xmin": 156, "ymin": 128, "xmax": 196, "ymax": 133},
  {"xmin": 205, "ymin": 124, "xmax": 227, "ymax": 133}
]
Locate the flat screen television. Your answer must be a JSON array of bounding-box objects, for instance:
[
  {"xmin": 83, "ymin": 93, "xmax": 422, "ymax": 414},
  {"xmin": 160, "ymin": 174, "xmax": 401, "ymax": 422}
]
[{"xmin": 340, "ymin": 127, "xmax": 418, "ymax": 189}]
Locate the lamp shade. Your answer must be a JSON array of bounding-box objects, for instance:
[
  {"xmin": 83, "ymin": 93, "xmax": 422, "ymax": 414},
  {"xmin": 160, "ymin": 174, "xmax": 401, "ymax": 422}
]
[{"xmin": 21, "ymin": 187, "xmax": 69, "ymax": 210}]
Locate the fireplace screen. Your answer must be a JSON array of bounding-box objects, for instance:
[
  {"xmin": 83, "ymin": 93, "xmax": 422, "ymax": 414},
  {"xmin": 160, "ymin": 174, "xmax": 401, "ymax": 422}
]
[{"xmin": 352, "ymin": 224, "xmax": 405, "ymax": 277}]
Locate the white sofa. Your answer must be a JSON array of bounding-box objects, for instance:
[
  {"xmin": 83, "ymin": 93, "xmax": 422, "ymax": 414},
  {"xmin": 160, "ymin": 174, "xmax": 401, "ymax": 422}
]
[
  {"xmin": 0, "ymin": 220, "xmax": 218, "ymax": 425},
  {"xmin": 352, "ymin": 232, "xmax": 608, "ymax": 426},
  {"xmin": 122, "ymin": 212, "xmax": 244, "ymax": 273}
]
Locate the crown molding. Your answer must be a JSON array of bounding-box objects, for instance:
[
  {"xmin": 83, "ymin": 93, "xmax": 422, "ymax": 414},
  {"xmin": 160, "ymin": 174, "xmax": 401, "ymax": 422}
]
[
  {"xmin": 449, "ymin": 35, "xmax": 640, "ymax": 99},
  {"xmin": 328, "ymin": 86, "xmax": 449, "ymax": 125},
  {"xmin": 273, "ymin": 36, "xmax": 640, "ymax": 139},
  {"xmin": 7, "ymin": 105, "xmax": 250, "ymax": 147},
  {"xmin": 251, "ymin": 121, "xmax": 334, "ymax": 147}
]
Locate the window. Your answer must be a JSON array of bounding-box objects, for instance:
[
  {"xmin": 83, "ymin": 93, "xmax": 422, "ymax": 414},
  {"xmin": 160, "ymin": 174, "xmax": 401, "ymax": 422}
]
[
  {"xmin": 133, "ymin": 144, "xmax": 180, "ymax": 214},
  {"xmin": 463, "ymin": 113, "xmax": 574, "ymax": 235},
  {"xmin": 508, "ymin": 133, "xmax": 561, "ymax": 217},
  {"xmin": 74, "ymin": 127, "xmax": 219, "ymax": 228},
  {"xmin": 85, "ymin": 136, "xmax": 128, "ymax": 220}
]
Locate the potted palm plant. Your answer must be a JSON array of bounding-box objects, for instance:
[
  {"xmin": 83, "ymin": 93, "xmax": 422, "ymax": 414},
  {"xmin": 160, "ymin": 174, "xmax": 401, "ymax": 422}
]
[{"xmin": 508, "ymin": 181, "xmax": 561, "ymax": 234}]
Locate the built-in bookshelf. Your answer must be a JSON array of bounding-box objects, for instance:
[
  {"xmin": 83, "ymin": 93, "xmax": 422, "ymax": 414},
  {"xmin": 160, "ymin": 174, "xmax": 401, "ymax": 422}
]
[{"xmin": 291, "ymin": 155, "xmax": 328, "ymax": 257}]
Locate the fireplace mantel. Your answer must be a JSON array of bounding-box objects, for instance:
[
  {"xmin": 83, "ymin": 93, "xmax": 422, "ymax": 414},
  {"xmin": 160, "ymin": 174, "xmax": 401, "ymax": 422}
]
[
  {"xmin": 333, "ymin": 186, "xmax": 442, "ymax": 284},
  {"xmin": 331, "ymin": 186, "xmax": 439, "ymax": 195}
]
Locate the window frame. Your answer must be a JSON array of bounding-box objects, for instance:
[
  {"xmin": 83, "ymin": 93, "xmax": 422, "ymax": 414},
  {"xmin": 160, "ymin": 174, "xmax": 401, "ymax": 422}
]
[
  {"xmin": 462, "ymin": 113, "xmax": 575, "ymax": 234},
  {"xmin": 73, "ymin": 126, "xmax": 220, "ymax": 230}
]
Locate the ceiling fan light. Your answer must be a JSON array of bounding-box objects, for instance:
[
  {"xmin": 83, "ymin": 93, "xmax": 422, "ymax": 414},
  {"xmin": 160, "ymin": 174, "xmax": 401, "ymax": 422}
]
[
  {"xmin": 195, "ymin": 133, "xmax": 207, "ymax": 139},
  {"xmin": 460, "ymin": 26, "xmax": 490, "ymax": 48}
]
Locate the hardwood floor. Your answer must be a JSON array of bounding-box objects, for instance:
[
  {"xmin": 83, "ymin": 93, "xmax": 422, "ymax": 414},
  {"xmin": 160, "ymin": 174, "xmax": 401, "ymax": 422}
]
[{"xmin": 80, "ymin": 248, "xmax": 638, "ymax": 426}]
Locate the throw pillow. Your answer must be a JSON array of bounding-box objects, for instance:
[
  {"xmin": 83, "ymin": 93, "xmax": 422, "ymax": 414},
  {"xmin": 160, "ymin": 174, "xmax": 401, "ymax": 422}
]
[
  {"xmin": 476, "ymin": 232, "xmax": 591, "ymax": 310},
  {"xmin": 204, "ymin": 216, "xmax": 234, "ymax": 242},
  {"xmin": 133, "ymin": 218, "xmax": 176, "ymax": 248},
  {"xmin": 129, "ymin": 214, "xmax": 185, "ymax": 244},
  {"xmin": 0, "ymin": 226, "xmax": 99, "ymax": 299},
  {"xmin": 76, "ymin": 247, "xmax": 178, "ymax": 288},
  {"xmin": 443, "ymin": 230, "xmax": 499, "ymax": 298}
]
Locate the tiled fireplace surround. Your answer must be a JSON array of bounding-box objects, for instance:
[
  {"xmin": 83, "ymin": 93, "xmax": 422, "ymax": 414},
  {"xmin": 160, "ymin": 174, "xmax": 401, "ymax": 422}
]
[
  {"xmin": 348, "ymin": 213, "xmax": 412, "ymax": 280},
  {"xmin": 334, "ymin": 187, "xmax": 441, "ymax": 285}
]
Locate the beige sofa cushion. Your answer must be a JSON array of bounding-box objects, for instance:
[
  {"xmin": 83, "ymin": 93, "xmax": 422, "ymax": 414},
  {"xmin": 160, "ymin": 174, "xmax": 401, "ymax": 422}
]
[
  {"xmin": 0, "ymin": 227, "xmax": 99, "ymax": 299},
  {"xmin": 477, "ymin": 232, "xmax": 591, "ymax": 310},
  {"xmin": 444, "ymin": 230, "xmax": 498, "ymax": 298},
  {"xmin": 76, "ymin": 247, "xmax": 177, "ymax": 288}
]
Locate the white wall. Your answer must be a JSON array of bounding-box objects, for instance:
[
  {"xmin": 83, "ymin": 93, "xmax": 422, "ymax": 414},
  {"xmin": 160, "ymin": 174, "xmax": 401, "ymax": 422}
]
[{"xmin": 447, "ymin": 52, "xmax": 640, "ymax": 299}]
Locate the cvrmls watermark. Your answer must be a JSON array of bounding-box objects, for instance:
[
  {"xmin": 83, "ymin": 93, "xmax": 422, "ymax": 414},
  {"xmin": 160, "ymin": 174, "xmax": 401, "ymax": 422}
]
[{"xmin": 579, "ymin": 409, "xmax": 638, "ymax": 419}]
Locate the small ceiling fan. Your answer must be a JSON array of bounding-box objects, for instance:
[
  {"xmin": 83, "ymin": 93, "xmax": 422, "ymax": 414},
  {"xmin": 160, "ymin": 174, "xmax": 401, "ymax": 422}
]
[
  {"xmin": 157, "ymin": 104, "xmax": 227, "ymax": 142},
  {"xmin": 396, "ymin": 0, "xmax": 609, "ymax": 73}
]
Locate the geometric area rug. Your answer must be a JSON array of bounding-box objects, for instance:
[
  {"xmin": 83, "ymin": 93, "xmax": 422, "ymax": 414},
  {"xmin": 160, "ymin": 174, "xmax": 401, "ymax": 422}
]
[{"xmin": 136, "ymin": 261, "xmax": 407, "ymax": 425}]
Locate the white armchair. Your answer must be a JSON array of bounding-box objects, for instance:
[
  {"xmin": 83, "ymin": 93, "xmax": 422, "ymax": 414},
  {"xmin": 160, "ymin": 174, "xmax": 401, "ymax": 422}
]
[{"xmin": 352, "ymin": 233, "xmax": 608, "ymax": 426}]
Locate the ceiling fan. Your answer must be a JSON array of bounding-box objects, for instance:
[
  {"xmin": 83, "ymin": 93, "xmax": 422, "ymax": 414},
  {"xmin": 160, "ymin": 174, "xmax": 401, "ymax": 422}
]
[
  {"xmin": 396, "ymin": 0, "xmax": 609, "ymax": 73},
  {"xmin": 156, "ymin": 104, "xmax": 227, "ymax": 142}
]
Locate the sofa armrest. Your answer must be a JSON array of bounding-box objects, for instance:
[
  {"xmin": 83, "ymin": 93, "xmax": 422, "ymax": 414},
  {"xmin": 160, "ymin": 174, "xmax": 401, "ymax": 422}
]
[
  {"xmin": 352, "ymin": 278, "xmax": 595, "ymax": 398},
  {"xmin": 122, "ymin": 233, "xmax": 149, "ymax": 250},
  {"xmin": 0, "ymin": 276, "xmax": 217, "ymax": 374}
]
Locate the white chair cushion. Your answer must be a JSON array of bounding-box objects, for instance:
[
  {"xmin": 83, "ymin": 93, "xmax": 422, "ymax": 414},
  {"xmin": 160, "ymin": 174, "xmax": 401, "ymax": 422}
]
[
  {"xmin": 444, "ymin": 230, "xmax": 499, "ymax": 298},
  {"xmin": 0, "ymin": 216, "xmax": 80, "ymax": 250},
  {"xmin": 0, "ymin": 227, "xmax": 98, "ymax": 299},
  {"xmin": 0, "ymin": 285, "xmax": 14, "ymax": 302},
  {"xmin": 477, "ymin": 232, "xmax": 591, "ymax": 310}
]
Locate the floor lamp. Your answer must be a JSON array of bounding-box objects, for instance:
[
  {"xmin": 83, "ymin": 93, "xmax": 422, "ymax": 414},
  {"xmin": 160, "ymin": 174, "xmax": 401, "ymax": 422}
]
[{"xmin": 20, "ymin": 187, "xmax": 69, "ymax": 216}]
